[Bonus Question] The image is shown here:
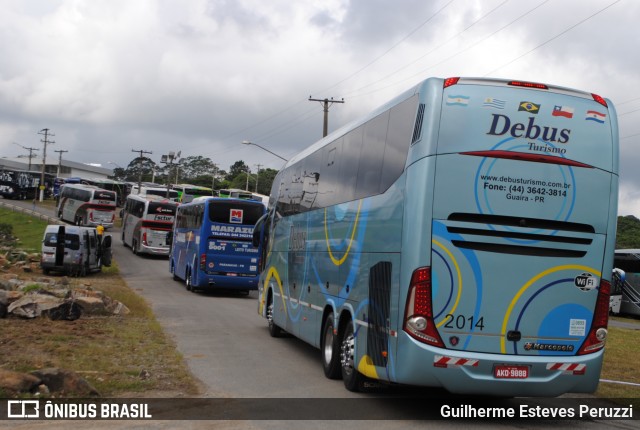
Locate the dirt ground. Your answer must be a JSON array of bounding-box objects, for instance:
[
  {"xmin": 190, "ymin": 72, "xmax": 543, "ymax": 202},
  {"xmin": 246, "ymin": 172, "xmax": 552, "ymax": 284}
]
[{"xmin": 0, "ymin": 264, "xmax": 199, "ymax": 398}]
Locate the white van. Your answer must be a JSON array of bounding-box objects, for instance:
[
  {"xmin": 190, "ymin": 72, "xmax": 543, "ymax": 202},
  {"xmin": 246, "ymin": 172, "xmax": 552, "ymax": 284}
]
[{"xmin": 40, "ymin": 225, "xmax": 112, "ymax": 276}]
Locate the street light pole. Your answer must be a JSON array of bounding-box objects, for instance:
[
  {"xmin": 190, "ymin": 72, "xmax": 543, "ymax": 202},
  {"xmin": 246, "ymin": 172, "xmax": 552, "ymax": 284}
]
[{"xmin": 241, "ymin": 141, "xmax": 287, "ymax": 162}]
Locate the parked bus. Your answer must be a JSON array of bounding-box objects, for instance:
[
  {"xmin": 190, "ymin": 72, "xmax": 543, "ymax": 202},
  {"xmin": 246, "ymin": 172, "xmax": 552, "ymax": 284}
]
[
  {"xmin": 611, "ymin": 250, "xmax": 640, "ymax": 317},
  {"xmin": 218, "ymin": 188, "xmax": 253, "ymax": 200},
  {"xmin": 172, "ymin": 184, "xmax": 213, "ymax": 203},
  {"xmin": 121, "ymin": 194, "xmax": 178, "ymax": 256},
  {"xmin": 170, "ymin": 197, "xmax": 265, "ymax": 293},
  {"xmin": 130, "ymin": 183, "xmax": 179, "ymax": 201},
  {"xmin": 82, "ymin": 178, "xmax": 130, "ymax": 206},
  {"xmin": 219, "ymin": 188, "xmax": 268, "ymax": 206},
  {"xmin": 0, "ymin": 169, "xmax": 54, "ymax": 200},
  {"xmin": 57, "ymin": 183, "xmax": 117, "ymax": 228},
  {"xmin": 254, "ymin": 77, "xmax": 619, "ymax": 396}
]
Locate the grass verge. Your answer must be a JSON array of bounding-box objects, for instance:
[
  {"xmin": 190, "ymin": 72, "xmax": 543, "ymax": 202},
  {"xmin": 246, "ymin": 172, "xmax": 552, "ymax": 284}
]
[{"xmin": 0, "ymin": 207, "xmax": 199, "ymax": 398}]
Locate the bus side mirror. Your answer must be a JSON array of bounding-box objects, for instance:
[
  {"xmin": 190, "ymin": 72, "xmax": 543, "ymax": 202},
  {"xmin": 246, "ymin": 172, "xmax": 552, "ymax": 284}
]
[
  {"xmin": 102, "ymin": 235, "xmax": 112, "ymax": 248},
  {"xmin": 253, "ymin": 213, "xmax": 267, "ymax": 248}
]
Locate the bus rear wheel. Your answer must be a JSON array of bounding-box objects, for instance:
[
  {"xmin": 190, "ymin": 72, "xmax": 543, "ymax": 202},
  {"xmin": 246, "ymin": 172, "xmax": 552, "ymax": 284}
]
[
  {"xmin": 321, "ymin": 312, "xmax": 341, "ymax": 379},
  {"xmin": 340, "ymin": 319, "xmax": 364, "ymax": 392},
  {"xmin": 185, "ymin": 268, "xmax": 192, "ymax": 291},
  {"xmin": 267, "ymin": 293, "xmax": 282, "ymax": 337}
]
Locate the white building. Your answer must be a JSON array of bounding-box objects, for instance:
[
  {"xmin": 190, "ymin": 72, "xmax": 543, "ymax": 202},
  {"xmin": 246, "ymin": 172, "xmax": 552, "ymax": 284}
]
[{"xmin": 0, "ymin": 157, "xmax": 112, "ymax": 179}]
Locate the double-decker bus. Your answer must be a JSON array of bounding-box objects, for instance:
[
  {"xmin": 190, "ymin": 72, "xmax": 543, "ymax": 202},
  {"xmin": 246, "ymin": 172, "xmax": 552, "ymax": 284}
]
[
  {"xmin": 170, "ymin": 197, "xmax": 265, "ymax": 293},
  {"xmin": 254, "ymin": 77, "xmax": 619, "ymax": 396},
  {"xmin": 57, "ymin": 183, "xmax": 117, "ymax": 228},
  {"xmin": 121, "ymin": 194, "xmax": 178, "ymax": 256},
  {"xmin": 172, "ymin": 184, "xmax": 214, "ymax": 203}
]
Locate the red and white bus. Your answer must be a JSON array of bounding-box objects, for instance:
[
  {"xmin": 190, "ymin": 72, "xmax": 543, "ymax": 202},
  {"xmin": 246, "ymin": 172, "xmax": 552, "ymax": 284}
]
[
  {"xmin": 121, "ymin": 194, "xmax": 178, "ymax": 256},
  {"xmin": 57, "ymin": 183, "xmax": 117, "ymax": 228}
]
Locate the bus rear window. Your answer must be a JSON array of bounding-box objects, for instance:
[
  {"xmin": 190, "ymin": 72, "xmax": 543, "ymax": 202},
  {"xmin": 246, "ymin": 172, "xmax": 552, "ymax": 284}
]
[
  {"xmin": 95, "ymin": 191, "xmax": 116, "ymax": 201},
  {"xmin": 208, "ymin": 201, "xmax": 264, "ymax": 225},
  {"xmin": 148, "ymin": 202, "xmax": 177, "ymax": 217}
]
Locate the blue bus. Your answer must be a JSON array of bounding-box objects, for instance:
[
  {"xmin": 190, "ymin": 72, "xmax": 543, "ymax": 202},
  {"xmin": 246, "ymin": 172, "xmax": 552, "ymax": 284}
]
[
  {"xmin": 170, "ymin": 197, "xmax": 266, "ymax": 293},
  {"xmin": 255, "ymin": 77, "xmax": 619, "ymax": 396}
]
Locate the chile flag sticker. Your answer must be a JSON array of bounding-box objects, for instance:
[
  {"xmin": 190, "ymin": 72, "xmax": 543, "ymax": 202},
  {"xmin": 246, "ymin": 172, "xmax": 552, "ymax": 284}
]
[{"xmin": 230, "ymin": 209, "xmax": 244, "ymax": 224}]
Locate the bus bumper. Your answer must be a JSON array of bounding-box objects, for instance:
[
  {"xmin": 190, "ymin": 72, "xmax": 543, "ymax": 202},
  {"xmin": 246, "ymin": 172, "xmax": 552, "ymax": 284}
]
[
  {"xmin": 139, "ymin": 244, "xmax": 170, "ymax": 256},
  {"xmin": 392, "ymin": 335, "xmax": 603, "ymax": 397},
  {"xmin": 196, "ymin": 274, "xmax": 260, "ymax": 291}
]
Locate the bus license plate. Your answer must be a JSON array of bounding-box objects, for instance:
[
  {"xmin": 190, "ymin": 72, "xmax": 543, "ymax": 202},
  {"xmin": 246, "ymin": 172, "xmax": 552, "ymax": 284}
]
[{"xmin": 494, "ymin": 365, "xmax": 529, "ymax": 379}]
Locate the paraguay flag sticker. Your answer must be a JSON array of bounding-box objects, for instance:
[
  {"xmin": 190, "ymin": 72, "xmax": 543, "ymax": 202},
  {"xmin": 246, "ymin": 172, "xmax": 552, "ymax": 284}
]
[
  {"xmin": 230, "ymin": 209, "xmax": 244, "ymax": 224},
  {"xmin": 585, "ymin": 110, "xmax": 607, "ymax": 123}
]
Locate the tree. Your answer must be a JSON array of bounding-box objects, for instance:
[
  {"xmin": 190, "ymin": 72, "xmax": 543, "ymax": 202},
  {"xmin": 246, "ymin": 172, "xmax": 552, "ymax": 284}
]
[
  {"xmin": 180, "ymin": 156, "xmax": 215, "ymax": 180},
  {"xmin": 256, "ymin": 168, "xmax": 278, "ymax": 195},
  {"xmin": 227, "ymin": 161, "xmax": 249, "ymax": 181},
  {"xmin": 126, "ymin": 157, "xmax": 156, "ymax": 183},
  {"xmin": 109, "ymin": 167, "xmax": 127, "ymax": 181},
  {"xmin": 616, "ymin": 215, "xmax": 640, "ymax": 249}
]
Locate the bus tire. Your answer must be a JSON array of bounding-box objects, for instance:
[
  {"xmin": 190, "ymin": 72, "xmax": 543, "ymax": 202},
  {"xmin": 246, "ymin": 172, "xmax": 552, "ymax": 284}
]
[
  {"xmin": 321, "ymin": 312, "xmax": 341, "ymax": 379},
  {"xmin": 170, "ymin": 261, "xmax": 180, "ymax": 281},
  {"xmin": 341, "ymin": 319, "xmax": 364, "ymax": 392},
  {"xmin": 185, "ymin": 268, "xmax": 193, "ymax": 291},
  {"xmin": 267, "ymin": 292, "xmax": 282, "ymax": 337}
]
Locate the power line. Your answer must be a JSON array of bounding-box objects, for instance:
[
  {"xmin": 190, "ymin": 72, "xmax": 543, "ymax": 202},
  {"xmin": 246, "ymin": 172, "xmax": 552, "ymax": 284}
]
[
  {"xmin": 13, "ymin": 142, "xmax": 39, "ymax": 171},
  {"xmin": 308, "ymin": 97, "xmax": 345, "ymax": 137},
  {"xmin": 485, "ymin": 0, "xmax": 622, "ymax": 76},
  {"xmin": 342, "ymin": 0, "xmax": 510, "ymax": 98}
]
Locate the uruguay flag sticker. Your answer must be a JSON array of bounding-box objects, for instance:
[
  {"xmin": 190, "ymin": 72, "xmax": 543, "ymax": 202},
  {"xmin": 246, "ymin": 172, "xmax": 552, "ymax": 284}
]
[{"xmin": 585, "ymin": 110, "xmax": 607, "ymax": 123}]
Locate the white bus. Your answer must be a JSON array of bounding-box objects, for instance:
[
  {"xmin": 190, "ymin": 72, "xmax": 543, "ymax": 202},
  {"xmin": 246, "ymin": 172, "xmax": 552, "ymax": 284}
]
[
  {"xmin": 57, "ymin": 183, "xmax": 117, "ymax": 228},
  {"xmin": 121, "ymin": 194, "xmax": 178, "ymax": 256},
  {"xmin": 130, "ymin": 184, "xmax": 180, "ymax": 201}
]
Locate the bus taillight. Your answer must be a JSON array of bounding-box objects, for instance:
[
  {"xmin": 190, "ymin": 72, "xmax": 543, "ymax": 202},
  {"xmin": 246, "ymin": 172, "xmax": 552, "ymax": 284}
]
[
  {"xmin": 577, "ymin": 279, "xmax": 610, "ymax": 355},
  {"xmin": 142, "ymin": 232, "xmax": 148, "ymax": 246},
  {"xmin": 443, "ymin": 77, "xmax": 460, "ymax": 88},
  {"xmin": 403, "ymin": 267, "xmax": 445, "ymax": 348},
  {"xmin": 592, "ymin": 93, "xmax": 608, "ymax": 107},
  {"xmin": 200, "ymin": 253, "xmax": 207, "ymax": 271}
]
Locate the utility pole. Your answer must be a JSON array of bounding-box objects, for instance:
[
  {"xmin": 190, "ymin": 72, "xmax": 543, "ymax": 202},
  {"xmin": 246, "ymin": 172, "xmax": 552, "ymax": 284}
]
[
  {"xmin": 38, "ymin": 129, "xmax": 55, "ymax": 202},
  {"xmin": 13, "ymin": 143, "xmax": 39, "ymax": 171},
  {"xmin": 308, "ymin": 96, "xmax": 344, "ymax": 137},
  {"xmin": 254, "ymin": 163, "xmax": 262, "ymax": 193},
  {"xmin": 54, "ymin": 149, "xmax": 68, "ymax": 177},
  {"xmin": 132, "ymin": 149, "xmax": 152, "ymax": 194}
]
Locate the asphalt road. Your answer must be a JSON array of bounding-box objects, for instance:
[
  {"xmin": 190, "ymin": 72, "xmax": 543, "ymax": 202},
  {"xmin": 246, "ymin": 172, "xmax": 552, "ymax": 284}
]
[{"xmin": 2, "ymin": 198, "xmax": 638, "ymax": 428}]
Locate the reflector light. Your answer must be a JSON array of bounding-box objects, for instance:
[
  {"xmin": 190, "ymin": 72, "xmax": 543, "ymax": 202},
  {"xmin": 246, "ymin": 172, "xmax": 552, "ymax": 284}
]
[
  {"xmin": 591, "ymin": 93, "xmax": 608, "ymax": 107},
  {"xmin": 508, "ymin": 80, "xmax": 549, "ymax": 90},
  {"xmin": 443, "ymin": 77, "xmax": 460, "ymax": 88}
]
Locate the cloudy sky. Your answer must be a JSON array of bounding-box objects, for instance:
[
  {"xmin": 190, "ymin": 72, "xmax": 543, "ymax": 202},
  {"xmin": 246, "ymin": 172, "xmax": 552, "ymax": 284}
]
[{"xmin": 1, "ymin": 0, "xmax": 639, "ymax": 213}]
